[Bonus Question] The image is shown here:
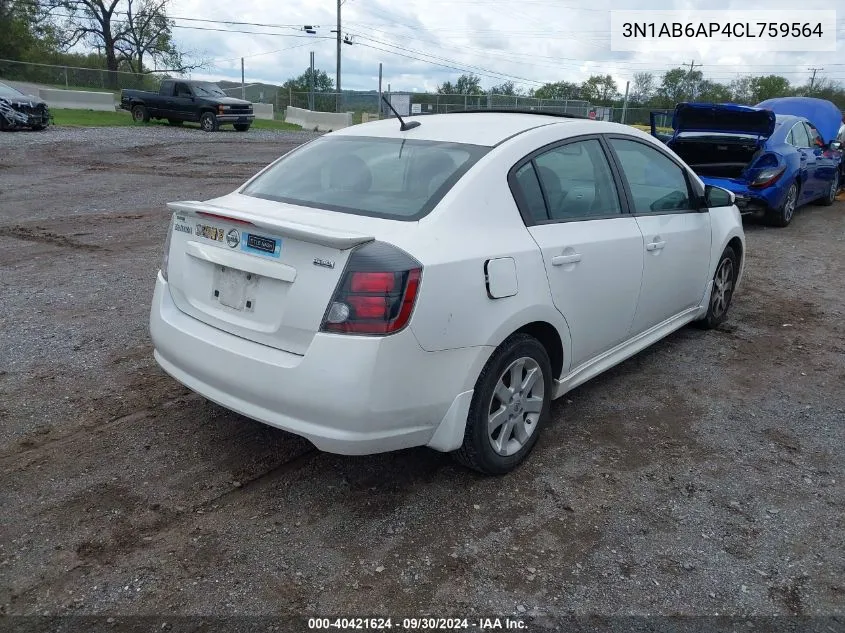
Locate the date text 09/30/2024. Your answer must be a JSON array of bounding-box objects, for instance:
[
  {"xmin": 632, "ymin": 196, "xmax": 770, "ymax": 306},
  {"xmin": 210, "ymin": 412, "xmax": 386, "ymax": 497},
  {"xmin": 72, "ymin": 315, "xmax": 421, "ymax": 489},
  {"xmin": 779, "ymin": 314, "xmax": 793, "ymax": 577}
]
[{"xmin": 307, "ymin": 617, "xmax": 528, "ymax": 630}]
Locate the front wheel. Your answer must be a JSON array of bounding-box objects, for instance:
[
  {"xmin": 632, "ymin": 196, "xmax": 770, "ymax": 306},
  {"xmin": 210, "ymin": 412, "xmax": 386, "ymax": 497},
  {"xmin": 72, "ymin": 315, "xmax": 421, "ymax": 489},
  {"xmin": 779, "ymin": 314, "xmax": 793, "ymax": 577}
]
[
  {"xmin": 131, "ymin": 104, "xmax": 150, "ymax": 123},
  {"xmin": 695, "ymin": 245, "xmax": 739, "ymax": 330},
  {"xmin": 453, "ymin": 333, "xmax": 552, "ymax": 475},
  {"xmin": 233, "ymin": 123, "xmax": 251, "ymax": 132},
  {"xmin": 199, "ymin": 111, "xmax": 218, "ymax": 132},
  {"xmin": 768, "ymin": 182, "xmax": 798, "ymax": 227},
  {"xmin": 819, "ymin": 171, "xmax": 838, "ymax": 206}
]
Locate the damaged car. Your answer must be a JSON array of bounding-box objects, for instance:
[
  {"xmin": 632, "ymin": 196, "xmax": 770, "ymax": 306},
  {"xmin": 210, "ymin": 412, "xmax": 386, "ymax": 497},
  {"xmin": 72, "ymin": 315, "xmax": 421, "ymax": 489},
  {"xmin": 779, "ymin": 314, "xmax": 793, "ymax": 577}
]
[
  {"xmin": 0, "ymin": 81, "xmax": 50, "ymax": 131},
  {"xmin": 656, "ymin": 100, "xmax": 842, "ymax": 227}
]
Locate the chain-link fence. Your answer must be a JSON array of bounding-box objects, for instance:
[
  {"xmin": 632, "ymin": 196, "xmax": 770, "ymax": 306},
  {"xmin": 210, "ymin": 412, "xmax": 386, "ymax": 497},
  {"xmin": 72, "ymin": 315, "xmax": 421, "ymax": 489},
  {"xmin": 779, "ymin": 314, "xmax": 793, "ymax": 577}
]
[{"xmin": 0, "ymin": 58, "xmax": 164, "ymax": 92}]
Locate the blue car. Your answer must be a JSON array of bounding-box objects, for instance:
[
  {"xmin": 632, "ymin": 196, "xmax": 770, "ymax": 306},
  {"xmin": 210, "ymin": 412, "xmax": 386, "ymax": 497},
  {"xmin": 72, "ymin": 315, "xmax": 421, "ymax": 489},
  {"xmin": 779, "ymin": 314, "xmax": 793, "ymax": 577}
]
[{"xmin": 655, "ymin": 98, "xmax": 843, "ymax": 227}]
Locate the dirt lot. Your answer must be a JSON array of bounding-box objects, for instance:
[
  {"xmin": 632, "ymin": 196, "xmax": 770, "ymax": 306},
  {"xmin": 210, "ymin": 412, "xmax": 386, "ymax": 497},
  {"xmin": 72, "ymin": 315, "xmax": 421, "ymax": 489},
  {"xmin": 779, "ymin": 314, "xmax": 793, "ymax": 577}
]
[{"xmin": 0, "ymin": 126, "xmax": 844, "ymax": 627}]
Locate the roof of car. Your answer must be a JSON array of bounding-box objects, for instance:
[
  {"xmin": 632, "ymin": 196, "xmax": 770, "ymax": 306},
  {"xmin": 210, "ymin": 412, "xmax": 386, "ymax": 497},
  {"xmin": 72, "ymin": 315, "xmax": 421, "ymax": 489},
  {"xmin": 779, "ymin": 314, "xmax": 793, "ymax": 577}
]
[{"xmin": 331, "ymin": 112, "xmax": 593, "ymax": 147}]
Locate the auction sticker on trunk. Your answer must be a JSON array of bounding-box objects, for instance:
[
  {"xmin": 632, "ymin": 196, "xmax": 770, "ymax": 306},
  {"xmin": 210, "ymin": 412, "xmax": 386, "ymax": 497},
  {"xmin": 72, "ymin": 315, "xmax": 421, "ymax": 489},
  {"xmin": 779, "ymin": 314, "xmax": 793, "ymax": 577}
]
[{"xmin": 196, "ymin": 223, "xmax": 224, "ymax": 242}]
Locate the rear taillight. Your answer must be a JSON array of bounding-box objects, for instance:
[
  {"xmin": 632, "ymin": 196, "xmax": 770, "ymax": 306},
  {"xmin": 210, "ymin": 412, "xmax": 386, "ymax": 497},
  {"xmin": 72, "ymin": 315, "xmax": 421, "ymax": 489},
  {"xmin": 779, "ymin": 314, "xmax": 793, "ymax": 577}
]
[
  {"xmin": 321, "ymin": 242, "xmax": 422, "ymax": 335},
  {"xmin": 161, "ymin": 214, "xmax": 174, "ymax": 281}
]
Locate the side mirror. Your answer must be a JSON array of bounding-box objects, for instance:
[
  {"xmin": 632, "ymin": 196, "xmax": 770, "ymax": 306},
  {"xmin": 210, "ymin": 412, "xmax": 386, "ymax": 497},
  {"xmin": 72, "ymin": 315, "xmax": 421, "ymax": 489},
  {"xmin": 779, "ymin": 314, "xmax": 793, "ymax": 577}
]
[
  {"xmin": 830, "ymin": 141, "xmax": 842, "ymax": 150},
  {"xmin": 704, "ymin": 184, "xmax": 735, "ymax": 208}
]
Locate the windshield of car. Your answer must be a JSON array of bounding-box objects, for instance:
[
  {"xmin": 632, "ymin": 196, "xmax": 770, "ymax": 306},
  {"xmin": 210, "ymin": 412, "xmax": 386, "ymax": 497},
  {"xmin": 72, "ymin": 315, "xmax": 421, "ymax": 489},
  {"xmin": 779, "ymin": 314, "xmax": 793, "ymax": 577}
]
[
  {"xmin": 241, "ymin": 136, "xmax": 490, "ymax": 220},
  {"xmin": 0, "ymin": 82, "xmax": 25, "ymax": 98},
  {"xmin": 191, "ymin": 83, "xmax": 227, "ymax": 97}
]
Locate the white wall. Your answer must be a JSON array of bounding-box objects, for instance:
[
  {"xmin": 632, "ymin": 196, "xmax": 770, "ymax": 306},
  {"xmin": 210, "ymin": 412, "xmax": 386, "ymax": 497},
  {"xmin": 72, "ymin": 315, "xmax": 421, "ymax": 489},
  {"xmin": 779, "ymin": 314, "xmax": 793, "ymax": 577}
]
[
  {"xmin": 251, "ymin": 103, "xmax": 274, "ymax": 120},
  {"xmin": 285, "ymin": 106, "xmax": 353, "ymax": 132},
  {"xmin": 37, "ymin": 88, "xmax": 116, "ymax": 111}
]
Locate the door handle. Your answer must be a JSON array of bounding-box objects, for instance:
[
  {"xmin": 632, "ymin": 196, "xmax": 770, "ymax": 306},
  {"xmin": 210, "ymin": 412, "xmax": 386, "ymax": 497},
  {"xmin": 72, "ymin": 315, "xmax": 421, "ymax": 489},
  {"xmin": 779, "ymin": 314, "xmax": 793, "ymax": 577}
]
[
  {"xmin": 551, "ymin": 253, "xmax": 582, "ymax": 266},
  {"xmin": 646, "ymin": 240, "xmax": 666, "ymax": 251}
]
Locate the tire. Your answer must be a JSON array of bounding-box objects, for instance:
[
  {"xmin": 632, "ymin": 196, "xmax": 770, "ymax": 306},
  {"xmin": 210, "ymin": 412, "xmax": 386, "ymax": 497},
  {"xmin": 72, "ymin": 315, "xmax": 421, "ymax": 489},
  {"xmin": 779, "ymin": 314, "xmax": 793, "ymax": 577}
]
[
  {"xmin": 453, "ymin": 333, "xmax": 552, "ymax": 475},
  {"xmin": 131, "ymin": 104, "xmax": 150, "ymax": 123},
  {"xmin": 167, "ymin": 119, "xmax": 183, "ymax": 127},
  {"xmin": 819, "ymin": 171, "xmax": 838, "ymax": 206},
  {"xmin": 200, "ymin": 111, "xmax": 218, "ymax": 132},
  {"xmin": 233, "ymin": 123, "xmax": 251, "ymax": 132},
  {"xmin": 695, "ymin": 245, "xmax": 739, "ymax": 330},
  {"xmin": 767, "ymin": 181, "xmax": 798, "ymax": 227}
]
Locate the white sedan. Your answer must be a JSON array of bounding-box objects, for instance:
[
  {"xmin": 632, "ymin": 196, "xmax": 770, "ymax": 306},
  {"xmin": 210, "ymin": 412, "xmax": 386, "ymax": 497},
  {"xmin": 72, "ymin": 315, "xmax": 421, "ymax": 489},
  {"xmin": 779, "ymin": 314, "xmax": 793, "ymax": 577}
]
[{"xmin": 149, "ymin": 111, "xmax": 745, "ymax": 475}]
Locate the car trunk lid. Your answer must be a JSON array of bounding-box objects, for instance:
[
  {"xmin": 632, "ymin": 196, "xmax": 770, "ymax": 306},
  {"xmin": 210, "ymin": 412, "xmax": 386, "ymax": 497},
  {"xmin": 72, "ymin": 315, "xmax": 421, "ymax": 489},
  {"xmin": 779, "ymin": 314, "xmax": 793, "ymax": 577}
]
[
  {"xmin": 164, "ymin": 196, "xmax": 384, "ymax": 356},
  {"xmin": 672, "ymin": 102, "xmax": 776, "ymax": 138}
]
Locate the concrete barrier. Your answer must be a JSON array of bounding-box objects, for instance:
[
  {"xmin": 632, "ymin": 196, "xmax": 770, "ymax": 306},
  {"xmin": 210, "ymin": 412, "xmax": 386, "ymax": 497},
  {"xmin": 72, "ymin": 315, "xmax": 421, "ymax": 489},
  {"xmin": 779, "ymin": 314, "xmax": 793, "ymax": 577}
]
[
  {"xmin": 251, "ymin": 103, "xmax": 274, "ymax": 120},
  {"xmin": 285, "ymin": 106, "xmax": 353, "ymax": 132},
  {"xmin": 38, "ymin": 88, "xmax": 116, "ymax": 111}
]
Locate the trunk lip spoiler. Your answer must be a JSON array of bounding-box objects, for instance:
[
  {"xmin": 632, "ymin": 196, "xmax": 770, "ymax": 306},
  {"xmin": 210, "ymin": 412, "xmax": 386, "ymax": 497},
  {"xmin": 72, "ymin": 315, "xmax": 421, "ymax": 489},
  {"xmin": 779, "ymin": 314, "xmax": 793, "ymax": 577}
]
[{"xmin": 167, "ymin": 200, "xmax": 376, "ymax": 250}]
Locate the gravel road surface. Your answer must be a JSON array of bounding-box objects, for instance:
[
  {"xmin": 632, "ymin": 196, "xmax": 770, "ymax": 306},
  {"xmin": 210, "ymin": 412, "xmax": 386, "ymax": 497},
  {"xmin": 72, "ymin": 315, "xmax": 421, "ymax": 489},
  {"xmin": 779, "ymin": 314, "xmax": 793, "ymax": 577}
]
[{"xmin": 1, "ymin": 126, "xmax": 843, "ymax": 628}]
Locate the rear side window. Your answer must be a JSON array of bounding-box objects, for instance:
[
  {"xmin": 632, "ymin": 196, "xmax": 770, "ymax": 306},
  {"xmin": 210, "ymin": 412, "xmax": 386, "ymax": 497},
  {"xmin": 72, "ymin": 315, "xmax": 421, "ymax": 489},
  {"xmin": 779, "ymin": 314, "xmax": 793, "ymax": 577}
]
[
  {"xmin": 513, "ymin": 163, "xmax": 548, "ymax": 222},
  {"xmin": 241, "ymin": 136, "xmax": 489, "ymax": 220},
  {"xmin": 790, "ymin": 123, "xmax": 810, "ymax": 148}
]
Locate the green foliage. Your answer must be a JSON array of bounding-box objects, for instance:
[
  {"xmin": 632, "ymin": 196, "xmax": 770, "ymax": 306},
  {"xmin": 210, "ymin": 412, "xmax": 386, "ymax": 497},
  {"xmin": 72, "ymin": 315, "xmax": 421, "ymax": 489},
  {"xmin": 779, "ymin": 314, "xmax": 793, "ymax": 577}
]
[
  {"xmin": 282, "ymin": 67, "xmax": 335, "ymax": 93},
  {"xmin": 438, "ymin": 73, "xmax": 483, "ymax": 95},
  {"xmin": 531, "ymin": 81, "xmax": 580, "ymax": 101},
  {"xmin": 580, "ymin": 74, "xmax": 618, "ymax": 105}
]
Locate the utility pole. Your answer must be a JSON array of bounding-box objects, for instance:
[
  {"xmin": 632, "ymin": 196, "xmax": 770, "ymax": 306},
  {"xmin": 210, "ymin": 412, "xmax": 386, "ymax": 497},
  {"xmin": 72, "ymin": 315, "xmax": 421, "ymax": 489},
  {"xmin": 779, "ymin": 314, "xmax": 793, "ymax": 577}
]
[
  {"xmin": 808, "ymin": 67, "xmax": 823, "ymax": 94},
  {"xmin": 336, "ymin": 0, "xmax": 341, "ymax": 113},
  {"xmin": 309, "ymin": 51, "xmax": 315, "ymax": 111},
  {"xmin": 241, "ymin": 57, "xmax": 245, "ymax": 100},
  {"xmin": 378, "ymin": 62, "xmax": 383, "ymax": 120},
  {"xmin": 621, "ymin": 80, "xmax": 630, "ymax": 124},
  {"xmin": 682, "ymin": 59, "xmax": 700, "ymax": 100}
]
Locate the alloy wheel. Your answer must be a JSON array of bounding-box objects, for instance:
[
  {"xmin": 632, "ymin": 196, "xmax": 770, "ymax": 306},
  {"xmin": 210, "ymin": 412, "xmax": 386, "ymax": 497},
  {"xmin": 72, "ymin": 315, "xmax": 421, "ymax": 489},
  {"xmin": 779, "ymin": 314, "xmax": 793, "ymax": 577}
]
[
  {"xmin": 783, "ymin": 185, "xmax": 797, "ymax": 223},
  {"xmin": 487, "ymin": 357, "xmax": 545, "ymax": 457},
  {"xmin": 711, "ymin": 257, "xmax": 734, "ymax": 319}
]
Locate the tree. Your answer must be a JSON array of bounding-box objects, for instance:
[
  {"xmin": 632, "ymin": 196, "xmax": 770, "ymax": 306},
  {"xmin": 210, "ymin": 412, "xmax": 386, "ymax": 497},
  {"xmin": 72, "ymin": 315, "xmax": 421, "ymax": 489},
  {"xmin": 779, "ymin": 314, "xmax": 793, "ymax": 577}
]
[
  {"xmin": 436, "ymin": 80, "xmax": 455, "ymax": 95},
  {"xmin": 532, "ymin": 81, "xmax": 580, "ymax": 101},
  {"xmin": 0, "ymin": 0, "xmax": 58, "ymax": 62},
  {"xmin": 114, "ymin": 0, "xmax": 179, "ymax": 74},
  {"xmin": 490, "ymin": 81, "xmax": 519, "ymax": 96},
  {"xmin": 696, "ymin": 80, "xmax": 732, "ymax": 104},
  {"xmin": 630, "ymin": 72, "xmax": 655, "ymax": 105},
  {"xmin": 455, "ymin": 73, "xmax": 483, "ymax": 95},
  {"xmin": 580, "ymin": 74, "xmax": 618, "ymax": 105},
  {"xmin": 752, "ymin": 75, "xmax": 791, "ymax": 103},
  {"xmin": 283, "ymin": 67, "xmax": 334, "ymax": 93},
  {"xmin": 729, "ymin": 75, "xmax": 756, "ymax": 104},
  {"xmin": 656, "ymin": 67, "xmax": 699, "ymax": 106}
]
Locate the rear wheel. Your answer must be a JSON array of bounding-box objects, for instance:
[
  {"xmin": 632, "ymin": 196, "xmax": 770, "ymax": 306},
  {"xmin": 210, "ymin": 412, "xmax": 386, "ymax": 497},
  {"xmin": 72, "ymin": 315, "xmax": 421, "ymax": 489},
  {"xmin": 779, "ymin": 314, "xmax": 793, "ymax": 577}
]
[
  {"xmin": 695, "ymin": 245, "xmax": 738, "ymax": 330},
  {"xmin": 233, "ymin": 123, "xmax": 250, "ymax": 132},
  {"xmin": 131, "ymin": 104, "xmax": 150, "ymax": 123},
  {"xmin": 819, "ymin": 171, "xmax": 838, "ymax": 206},
  {"xmin": 453, "ymin": 333, "xmax": 552, "ymax": 475},
  {"xmin": 200, "ymin": 111, "xmax": 218, "ymax": 132},
  {"xmin": 768, "ymin": 182, "xmax": 798, "ymax": 227}
]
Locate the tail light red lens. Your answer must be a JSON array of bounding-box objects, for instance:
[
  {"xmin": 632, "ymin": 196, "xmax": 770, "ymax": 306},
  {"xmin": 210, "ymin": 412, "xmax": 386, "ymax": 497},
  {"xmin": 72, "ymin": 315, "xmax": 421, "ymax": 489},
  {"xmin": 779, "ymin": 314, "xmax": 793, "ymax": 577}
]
[{"xmin": 321, "ymin": 242, "xmax": 422, "ymax": 336}]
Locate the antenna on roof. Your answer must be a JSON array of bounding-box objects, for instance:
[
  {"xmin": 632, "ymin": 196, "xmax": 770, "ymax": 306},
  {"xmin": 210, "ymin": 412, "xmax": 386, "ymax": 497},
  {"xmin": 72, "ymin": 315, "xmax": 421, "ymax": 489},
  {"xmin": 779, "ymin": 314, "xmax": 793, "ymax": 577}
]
[{"xmin": 381, "ymin": 95, "xmax": 420, "ymax": 131}]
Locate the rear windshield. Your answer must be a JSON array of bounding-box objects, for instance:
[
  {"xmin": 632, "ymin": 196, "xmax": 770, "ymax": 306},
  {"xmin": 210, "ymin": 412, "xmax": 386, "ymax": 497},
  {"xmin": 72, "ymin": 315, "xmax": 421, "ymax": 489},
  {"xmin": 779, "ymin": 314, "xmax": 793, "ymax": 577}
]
[{"xmin": 240, "ymin": 136, "xmax": 489, "ymax": 220}]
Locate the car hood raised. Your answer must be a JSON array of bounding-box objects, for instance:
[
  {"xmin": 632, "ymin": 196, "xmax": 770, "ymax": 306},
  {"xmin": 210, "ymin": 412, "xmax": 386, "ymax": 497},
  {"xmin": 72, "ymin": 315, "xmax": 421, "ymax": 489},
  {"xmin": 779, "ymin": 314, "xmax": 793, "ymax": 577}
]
[
  {"xmin": 755, "ymin": 97, "xmax": 842, "ymax": 144},
  {"xmin": 673, "ymin": 102, "xmax": 776, "ymax": 138}
]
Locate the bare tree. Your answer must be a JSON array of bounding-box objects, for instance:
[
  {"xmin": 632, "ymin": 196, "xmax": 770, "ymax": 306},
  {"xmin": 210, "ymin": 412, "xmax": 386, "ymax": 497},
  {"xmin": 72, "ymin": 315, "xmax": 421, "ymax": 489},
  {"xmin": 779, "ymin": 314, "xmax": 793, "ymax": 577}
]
[
  {"xmin": 49, "ymin": 0, "xmax": 126, "ymax": 85},
  {"xmin": 630, "ymin": 72, "xmax": 655, "ymax": 105}
]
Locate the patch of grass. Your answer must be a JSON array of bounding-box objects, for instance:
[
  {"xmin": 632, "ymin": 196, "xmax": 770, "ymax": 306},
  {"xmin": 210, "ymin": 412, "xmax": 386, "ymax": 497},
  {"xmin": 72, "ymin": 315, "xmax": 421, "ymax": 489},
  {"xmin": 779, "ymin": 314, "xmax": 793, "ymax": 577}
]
[{"xmin": 49, "ymin": 108, "xmax": 302, "ymax": 131}]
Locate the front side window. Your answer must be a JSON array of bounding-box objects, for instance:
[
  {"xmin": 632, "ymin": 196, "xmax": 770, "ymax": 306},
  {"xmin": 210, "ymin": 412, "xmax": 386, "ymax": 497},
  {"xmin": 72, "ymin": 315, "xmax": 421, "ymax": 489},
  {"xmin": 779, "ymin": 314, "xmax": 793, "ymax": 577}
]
[
  {"xmin": 609, "ymin": 138, "xmax": 693, "ymax": 214},
  {"xmin": 241, "ymin": 136, "xmax": 488, "ymax": 220},
  {"xmin": 804, "ymin": 123, "xmax": 823, "ymax": 148},
  {"xmin": 175, "ymin": 83, "xmax": 191, "ymax": 97}
]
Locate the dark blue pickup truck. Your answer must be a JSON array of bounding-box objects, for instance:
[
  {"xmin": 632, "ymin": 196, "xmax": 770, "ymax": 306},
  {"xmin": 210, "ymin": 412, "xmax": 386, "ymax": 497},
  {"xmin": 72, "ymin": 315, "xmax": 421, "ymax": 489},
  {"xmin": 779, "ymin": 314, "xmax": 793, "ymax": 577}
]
[{"xmin": 120, "ymin": 79, "xmax": 254, "ymax": 132}]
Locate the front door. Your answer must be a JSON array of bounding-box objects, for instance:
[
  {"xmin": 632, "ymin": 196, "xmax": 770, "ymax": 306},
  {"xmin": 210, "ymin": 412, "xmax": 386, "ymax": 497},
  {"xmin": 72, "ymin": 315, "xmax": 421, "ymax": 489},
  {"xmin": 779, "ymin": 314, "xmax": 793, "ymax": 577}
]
[
  {"xmin": 511, "ymin": 137, "xmax": 644, "ymax": 369},
  {"xmin": 606, "ymin": 136, "xmax": 712, "ymax": 335}
]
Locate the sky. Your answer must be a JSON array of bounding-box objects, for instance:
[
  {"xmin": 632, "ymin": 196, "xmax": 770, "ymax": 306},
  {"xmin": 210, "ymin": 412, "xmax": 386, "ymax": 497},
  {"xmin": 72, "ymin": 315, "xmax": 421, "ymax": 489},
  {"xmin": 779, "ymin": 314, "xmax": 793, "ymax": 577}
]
[{"xmin": 164, "ymin": 0, "xmax": 845, "ymax": 93}]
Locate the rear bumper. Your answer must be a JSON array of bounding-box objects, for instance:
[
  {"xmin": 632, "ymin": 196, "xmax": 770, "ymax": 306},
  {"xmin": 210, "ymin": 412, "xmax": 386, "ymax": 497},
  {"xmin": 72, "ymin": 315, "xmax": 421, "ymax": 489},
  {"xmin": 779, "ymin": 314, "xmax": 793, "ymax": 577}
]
[
  {"xmin": 701, "ymin": 176, "xmax": 785, "ymax": 216},
  {"xmin": 149, "ymin": 273, "xmax": 488, "ymax": 455}
]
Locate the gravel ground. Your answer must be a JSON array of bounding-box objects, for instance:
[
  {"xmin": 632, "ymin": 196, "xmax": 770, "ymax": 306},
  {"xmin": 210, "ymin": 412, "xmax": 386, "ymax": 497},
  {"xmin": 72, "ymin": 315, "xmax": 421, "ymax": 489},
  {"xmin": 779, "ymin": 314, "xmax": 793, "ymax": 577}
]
[{"xmin": 0, "ymin": 126, "xmax": 844, "ymax": 629}]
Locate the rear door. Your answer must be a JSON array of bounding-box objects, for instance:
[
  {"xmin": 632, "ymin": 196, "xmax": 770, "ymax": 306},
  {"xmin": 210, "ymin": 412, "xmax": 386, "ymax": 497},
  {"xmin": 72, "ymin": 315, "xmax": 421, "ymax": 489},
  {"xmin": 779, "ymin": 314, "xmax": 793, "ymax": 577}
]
[
  {"xmin": 606, "ymin": 136, "xmax": 711, "ymax": 335},
  {"xmin": 790, "ymin": 121, "xmax": 818, "ymax": 202},
  {"xmin": 511, "ymin": 136, "xmax": 644, "ymax": 369}
]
